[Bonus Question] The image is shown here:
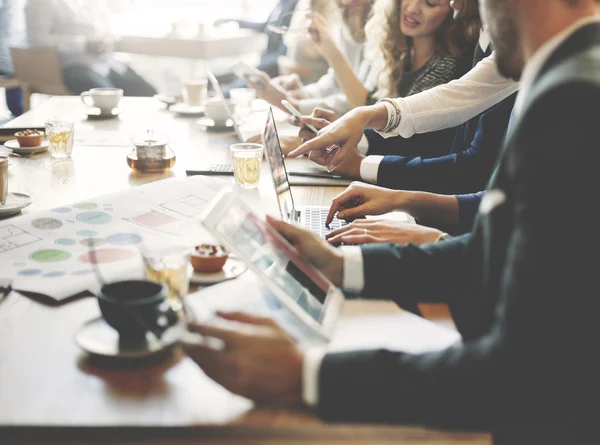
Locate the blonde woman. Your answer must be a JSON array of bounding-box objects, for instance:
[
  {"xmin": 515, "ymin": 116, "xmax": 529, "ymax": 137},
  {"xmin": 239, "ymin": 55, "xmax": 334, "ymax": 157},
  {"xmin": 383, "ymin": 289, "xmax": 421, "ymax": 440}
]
[{"xmin": 307, "ymin": 0, "xmax": 478, "ymax": 108}]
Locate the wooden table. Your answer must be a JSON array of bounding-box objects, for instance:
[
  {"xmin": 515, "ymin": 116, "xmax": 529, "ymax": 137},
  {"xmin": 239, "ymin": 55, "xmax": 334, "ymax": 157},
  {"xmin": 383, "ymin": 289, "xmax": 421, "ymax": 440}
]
[{"xmin": 0, "ymin": 97, "xmax": 490, "ymax": 444}]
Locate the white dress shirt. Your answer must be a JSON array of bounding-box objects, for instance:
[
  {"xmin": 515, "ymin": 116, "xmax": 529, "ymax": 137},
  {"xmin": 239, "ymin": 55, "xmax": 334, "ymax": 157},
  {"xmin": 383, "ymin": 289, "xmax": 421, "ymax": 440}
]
[
  {"xmin": 25, "ymin": 0, "xmax": 122, "ymax": 77},
  {"xmin": 302, "ymin": 15, "xmax": 600, "ymax": 408},
  {"xmin": 297, "ymin": 25, "xmax": 368, "ymax": 116},
  {"xmin": 355, "ymin": 31, "xmax": 519, "ymax": 183}
]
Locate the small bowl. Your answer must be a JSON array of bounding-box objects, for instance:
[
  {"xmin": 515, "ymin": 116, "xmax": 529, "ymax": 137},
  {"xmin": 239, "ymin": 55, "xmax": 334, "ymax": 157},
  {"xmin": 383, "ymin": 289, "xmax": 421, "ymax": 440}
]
[
  {"xmin": 14, "ymin": 130, "xmax": 44, "ymax": 147},
  {"xmin": 190, "ymin": 244, "xmax": 229, "ymax": 273}
]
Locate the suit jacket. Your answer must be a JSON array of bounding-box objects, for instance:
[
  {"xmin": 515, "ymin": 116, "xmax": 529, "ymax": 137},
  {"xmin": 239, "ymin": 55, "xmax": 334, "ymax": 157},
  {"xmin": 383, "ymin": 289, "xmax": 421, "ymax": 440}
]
[
  {"xmin": 374, "ymin": 93, "xmax": 515, "ymax": 195},
  {"xmin": 317, "ymin": 22, "xmax": 600, "ymax": 435}
]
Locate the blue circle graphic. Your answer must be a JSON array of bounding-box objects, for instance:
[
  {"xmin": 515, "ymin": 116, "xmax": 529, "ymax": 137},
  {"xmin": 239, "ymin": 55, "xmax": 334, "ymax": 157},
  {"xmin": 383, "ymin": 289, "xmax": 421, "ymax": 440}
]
[
  {"xmin": 77, "ymin": 230, "xmax": 98, "ymax": 237},
  {"xmin": 52, "ymin": 207, "xmax": 72, "ymax": 213},
  {"xmin": 76, "ymin": 211, "xmax": 112, "ymax": 225},
  {"xmin": 72, "ymin": 270, "xmax": 94, "ymax": 276},
  {"xmin": 55, "ymin": 238, "xmax": 76, "ymax": 246},
  {"xmin": 43, "ymin": 271, "xmax": 66, "ymax": 278},
  {"xmin": 18, "ymin": 269, "xmax": 42, "ymax": 277},
  {"xmin": 105, "ymin": 233, "xmax": 143, "ymax": 246}
]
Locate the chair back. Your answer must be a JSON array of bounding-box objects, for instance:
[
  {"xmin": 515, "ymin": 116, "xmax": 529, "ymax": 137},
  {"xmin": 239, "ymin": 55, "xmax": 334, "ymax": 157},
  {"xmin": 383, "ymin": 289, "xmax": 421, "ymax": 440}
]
[{"xmin": 9, "ymin": 46, "xmax": 71, "ymax": 95}]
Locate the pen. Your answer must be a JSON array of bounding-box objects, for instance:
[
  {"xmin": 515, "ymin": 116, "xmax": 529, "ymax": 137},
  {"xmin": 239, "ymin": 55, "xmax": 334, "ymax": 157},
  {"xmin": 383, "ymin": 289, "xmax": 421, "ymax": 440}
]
[{"xmin": 288, "ymin": 171, "xmax": 344, "ymax": 180}]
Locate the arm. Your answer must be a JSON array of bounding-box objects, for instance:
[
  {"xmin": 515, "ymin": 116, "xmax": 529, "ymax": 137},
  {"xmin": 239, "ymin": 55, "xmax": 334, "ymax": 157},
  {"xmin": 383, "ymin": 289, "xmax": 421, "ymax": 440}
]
[
  {"xmin": 317, "ymin": 84, "xmax": 599, "ymax": 429},
  {"xmin": 374, "ymin": 94, "xmax": 515, "ymax": 194},
  {"xmin": 455, "ymin": 191, "xmax": 484, "ymax": 234},
  {"xmin": 389, "ymin": 53, "xmax": 519, "ymax": 138}
]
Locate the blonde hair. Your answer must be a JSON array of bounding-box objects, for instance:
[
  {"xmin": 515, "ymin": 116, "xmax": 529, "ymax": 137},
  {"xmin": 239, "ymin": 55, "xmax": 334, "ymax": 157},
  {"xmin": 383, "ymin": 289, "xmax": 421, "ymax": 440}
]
[{"xmin": 365, "ymin": 0, "xmax": 480, "ymax": 98}]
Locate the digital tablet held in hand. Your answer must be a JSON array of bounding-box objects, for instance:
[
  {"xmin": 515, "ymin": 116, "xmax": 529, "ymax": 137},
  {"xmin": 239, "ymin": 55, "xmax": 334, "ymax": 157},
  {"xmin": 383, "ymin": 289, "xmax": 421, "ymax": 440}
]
[
  {"xmin": 202, "ymin": 189, "xmax": 345, "ymax": 341},
  {"xmin": 231, "ymin": 62, "xmax": 268, "ymax": 90}
]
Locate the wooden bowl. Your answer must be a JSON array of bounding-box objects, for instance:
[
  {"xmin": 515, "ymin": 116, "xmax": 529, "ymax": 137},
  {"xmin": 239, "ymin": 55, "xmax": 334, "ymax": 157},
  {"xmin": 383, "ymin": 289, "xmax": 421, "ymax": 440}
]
[
  {"xmin": 15, "ymin": 130, "xmax": 44, "ymax": 147},
  {"xmin": 190, "ymin": 244, "xmax": 229, "ymax": 273}
]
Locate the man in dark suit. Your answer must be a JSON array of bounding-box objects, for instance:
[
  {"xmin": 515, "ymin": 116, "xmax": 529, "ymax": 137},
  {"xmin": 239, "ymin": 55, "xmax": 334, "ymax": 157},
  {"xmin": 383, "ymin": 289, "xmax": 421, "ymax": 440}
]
[{"xmin": 183, "ymin": 0, "xmax": 600, "ymax": 440}]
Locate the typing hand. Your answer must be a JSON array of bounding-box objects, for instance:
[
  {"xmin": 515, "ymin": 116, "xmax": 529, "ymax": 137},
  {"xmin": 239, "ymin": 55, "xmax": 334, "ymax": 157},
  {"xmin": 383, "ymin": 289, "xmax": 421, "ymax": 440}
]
[
  {"xmin": 326, "ymin": 219, "xmax": 443, "ymax": 246},
  {"xmin": 325, "ymin": 182, "xmax": 401, "ymax": 227}
]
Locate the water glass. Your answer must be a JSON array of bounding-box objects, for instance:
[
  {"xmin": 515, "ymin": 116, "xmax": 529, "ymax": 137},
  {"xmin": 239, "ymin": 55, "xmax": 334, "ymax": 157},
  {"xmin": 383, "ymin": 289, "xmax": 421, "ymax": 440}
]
[
  {"xmin": 230, "ymin": 88, "xmax": 256, "ymax": 121},
  {"xmin": 143, "ymin": 247, "xmax": 190, "ymax": 311},
  {"xmin": 45, "ymin": 118, "xmax": 75, "ymax": 158},
  {"xmin": 230, "ymin": 143, "xmax": 263, "ymax": 189}
]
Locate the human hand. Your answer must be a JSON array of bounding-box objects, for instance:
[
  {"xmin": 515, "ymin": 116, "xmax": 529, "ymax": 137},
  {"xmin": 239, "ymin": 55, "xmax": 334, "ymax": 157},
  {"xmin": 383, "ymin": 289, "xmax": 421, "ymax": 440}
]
[
  {"xmin": 86, "ymin": 38, "xmax": 115, "ymax": 55},
  {"xmin": 182, "ymin": 311, "xmax": 304, "ymax": 405},
  {"xmin": 267, "ymin": 215, "xmax": 344, "ymax": 286},
  {"xmin": 326, "ymin": 182, "xmax": 402, "ymax": 226},
  {"xmin": 272, "ymin": 73, "xmax": 305, "ymax": 93},
  {"xmin": 306, "ymin": 11, "xmax": 339, "ymax": 60},
  {"xmin": 288, "ymin": 106, "xmax": 378, "ymax": 172},
  {"xmin": 244, "ymin": 71, "xmax": 289, "ymax": 111},
  {"xmin": 293, "ymin": 108, "xmax": 339, "ymax": 142},
  {"xmin": 325, "ymin": 219, "xmax": 443, "ymax": 246}
]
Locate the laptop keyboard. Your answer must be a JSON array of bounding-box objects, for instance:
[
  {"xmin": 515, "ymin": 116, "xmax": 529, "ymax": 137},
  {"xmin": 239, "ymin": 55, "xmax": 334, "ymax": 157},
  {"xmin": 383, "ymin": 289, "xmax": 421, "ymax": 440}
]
[{"xmin": 303, "ymin": 208, "xmax": 347, "ymax": 238}]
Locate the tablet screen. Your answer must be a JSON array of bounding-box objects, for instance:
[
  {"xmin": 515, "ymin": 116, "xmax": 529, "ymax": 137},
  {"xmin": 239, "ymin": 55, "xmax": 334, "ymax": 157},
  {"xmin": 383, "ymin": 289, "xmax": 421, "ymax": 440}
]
[{"xmin": 214, "ymin": 203, "xmax": 330, "ymax": 323}]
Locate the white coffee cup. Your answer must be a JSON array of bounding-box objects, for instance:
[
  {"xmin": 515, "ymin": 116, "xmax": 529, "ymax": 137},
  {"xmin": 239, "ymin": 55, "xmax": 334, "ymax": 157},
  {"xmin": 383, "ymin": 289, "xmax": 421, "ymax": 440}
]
[
  {"xmin": 183, "ymin": 79, "xmax": 208, "ymax": 107},
  {"xmin": 204, "ymin": 98, "xmax": 235, "ymax": 125},
  {"xmin": 0, "ymin": 156, "xmax": 8, "ymax": 206},
  {"xmin": 81, "ymin": 88, "xmax": 123, "ymax": 112}
]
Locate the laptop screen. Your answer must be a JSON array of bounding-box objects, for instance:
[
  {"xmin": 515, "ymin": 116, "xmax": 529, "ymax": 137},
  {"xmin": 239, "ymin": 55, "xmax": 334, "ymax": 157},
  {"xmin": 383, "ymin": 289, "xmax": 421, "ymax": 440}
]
[
  {"xmin": 262, "ymin": 107, "xmax": 296, "ymax": 222},
  {"xmin": 205, "ymin": 69, "xmax": 245, "ymax": 142}
]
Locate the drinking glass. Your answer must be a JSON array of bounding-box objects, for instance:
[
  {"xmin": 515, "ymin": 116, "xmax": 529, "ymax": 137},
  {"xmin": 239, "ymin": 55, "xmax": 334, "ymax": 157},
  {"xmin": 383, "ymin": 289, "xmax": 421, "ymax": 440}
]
[
  {"xmin": 229, "ymin": 88, "xmax": 256, "ymax": 122},
  {"xmin": 143, "ymin": 247, "xmax": 190, "ymax": 311},
  {"xmin": 230, "ymin": 143, "xmax": 263, "ymax": 189},
  {"xmin": 45, "ymin": 118, "xmax": 75, "ymax": 158}
]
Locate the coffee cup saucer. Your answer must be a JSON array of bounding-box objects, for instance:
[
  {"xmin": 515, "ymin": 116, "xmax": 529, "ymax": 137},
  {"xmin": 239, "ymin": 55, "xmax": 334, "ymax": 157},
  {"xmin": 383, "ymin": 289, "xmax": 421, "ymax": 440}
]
[
  {"xmin": 3, "ymin": 139, "xmax": 49, "ymax": 155},
  {"xmin": 0, "ymin": 192, "xmax": 33, "ymax": 218},
  {"xmin": 190, "ymin": 255, "xmax": 247, "ymax": 285},
  {"xmin": 170, "ymin": 103, "xmax": 205, "ymax": 116},
  {"xmin": 197, "ymin": 117, "xmax": 234, "ymax": 131},
  {"xmin": 75, "ymin": 316, "xmax": 185, "ymax": 359},
  {"xmin": 85, "ymin": 107, "xmax": 121, "ymax": 120}
]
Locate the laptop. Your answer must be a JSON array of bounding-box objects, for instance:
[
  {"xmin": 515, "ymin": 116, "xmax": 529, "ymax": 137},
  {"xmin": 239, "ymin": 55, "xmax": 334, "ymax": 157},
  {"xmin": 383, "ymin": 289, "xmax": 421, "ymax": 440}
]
[{"xmin": 261, "ymin": 106, "xmax": 348, "ymax": 238}]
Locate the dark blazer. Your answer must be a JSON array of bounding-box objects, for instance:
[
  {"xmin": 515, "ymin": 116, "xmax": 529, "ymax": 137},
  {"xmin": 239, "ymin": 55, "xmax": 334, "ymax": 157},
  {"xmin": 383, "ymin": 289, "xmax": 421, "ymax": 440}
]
[
  {"xmin": 318, "ymin": 22, "xmax": 600, "ymax": 436},
  {"xmin": 374, "ymin": 93, "xmax": 515, "ymax": 195}
]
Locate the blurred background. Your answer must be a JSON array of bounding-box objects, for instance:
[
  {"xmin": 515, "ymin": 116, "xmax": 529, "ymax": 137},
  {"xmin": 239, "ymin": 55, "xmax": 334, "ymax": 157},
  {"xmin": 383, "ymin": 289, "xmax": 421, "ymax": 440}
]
[{"xmin": 0, "ymin": 0, "xmax": 280, "ymax": 122}]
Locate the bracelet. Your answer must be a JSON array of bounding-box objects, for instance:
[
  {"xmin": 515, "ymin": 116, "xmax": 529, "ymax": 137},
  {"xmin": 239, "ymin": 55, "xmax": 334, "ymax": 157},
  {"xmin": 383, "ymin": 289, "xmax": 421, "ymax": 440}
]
[
  {"xmin": 434, "ymin": 232, "xmax": 452, "ymax": 243},
  {"xmin": 376, "ymin": 98, "xmax": 402, "ymax": 133}
]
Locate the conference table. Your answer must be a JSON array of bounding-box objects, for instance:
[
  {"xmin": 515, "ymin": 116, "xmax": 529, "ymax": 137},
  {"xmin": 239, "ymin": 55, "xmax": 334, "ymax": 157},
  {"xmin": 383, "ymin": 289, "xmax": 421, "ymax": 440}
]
[{"xmin": 0, "ymin": 97, "xmax": 490, "ymax": 444}]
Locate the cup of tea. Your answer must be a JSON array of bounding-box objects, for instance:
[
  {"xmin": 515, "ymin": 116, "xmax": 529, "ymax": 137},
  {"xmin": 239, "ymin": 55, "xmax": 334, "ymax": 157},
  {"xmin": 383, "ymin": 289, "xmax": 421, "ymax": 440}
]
[
  {"xmin": 182, "ymin": 79, "xmax": 208, "ymax": 107},
  {"xmin": 204, "ymin": 97, "xmax": 235, "ymax": 126},
  {"xmin": 0, "ymin": 156, "xmax": 8, "ymax": 206},
  {"xmin": 97, "ymin": 279, "xmax": 178, "ymax": 346},
  {"xmin": 80, "ymin": 87, "xmax": 123, "ymax": 112},
  {"xmin": 230, "ymin": 143, "xmax": 263, "ymax": 189}
]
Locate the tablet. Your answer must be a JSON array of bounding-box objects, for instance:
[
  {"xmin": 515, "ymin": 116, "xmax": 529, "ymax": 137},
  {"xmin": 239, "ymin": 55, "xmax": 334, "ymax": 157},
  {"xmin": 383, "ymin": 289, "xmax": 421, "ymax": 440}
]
[{"xmin": 201, "ymin": 189, "xmax": 344, "ymax": 340}]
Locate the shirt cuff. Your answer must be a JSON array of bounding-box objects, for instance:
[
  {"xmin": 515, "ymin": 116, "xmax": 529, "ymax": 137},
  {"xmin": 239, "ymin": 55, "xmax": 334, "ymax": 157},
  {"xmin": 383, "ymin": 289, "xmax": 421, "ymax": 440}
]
[
  {"xmin": 339, "ymin": 245, "xmax": 364, "ymax": 293},
  {"xmin": 359, "ymin": 155, "xmax": 384, "ymax": 184},
  {"xmin": 302, "ymin": 346, "xmax": 327, "ymax": 407},
  {"xmin": 357, "ymin": 134, "xmax": 369, "ymax": 155}
]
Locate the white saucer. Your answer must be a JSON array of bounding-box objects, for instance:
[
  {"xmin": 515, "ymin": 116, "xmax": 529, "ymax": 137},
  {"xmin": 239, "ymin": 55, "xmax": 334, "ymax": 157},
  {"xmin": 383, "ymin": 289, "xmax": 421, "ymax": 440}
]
[
  {"xmin": 190, "ymin": 256, "xmax": 247, "ymax": 285},
  {"xmin": 85, "ymin": 107, "xmax": 121, "ymax": 119},
  {"xmin": 0, "ymin": 192, "xmax": 33, "ymax": 218},
  {"xmin": 75, "ymin": 316, "xmax": 185, "ymax": 359},
  {"xmin": 170, "ymin": 102, "xmax": 205, "ymax": 116},
  {"xmin": 154, "ymin": 93, "xmax": 182, "ymax": 107},
  {"xmin": 197, "ymin": 117, "xmax": 235, "ymax": 131},
  {"xmin": 3, "ymin": 139, "xmax": 49, "ymax": 155}
]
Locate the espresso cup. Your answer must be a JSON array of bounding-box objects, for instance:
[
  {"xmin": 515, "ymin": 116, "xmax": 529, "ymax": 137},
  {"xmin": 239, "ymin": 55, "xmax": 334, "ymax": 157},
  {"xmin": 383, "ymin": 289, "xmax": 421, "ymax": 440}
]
[
  {"xmin": 81, "ymin": 88, "xmax": 123, "ymax": 112},
  {"xmin": 97, "ymin": 279, "xmax": 178, "ymax": 346},
  {"xmin": 0, "ymin": 156, "xmax": 8, "ymax": 206},
  {"xmin": 204, "ymin": 98, "xmax": 235, "ymax": 125},
  {"xmin": 183, "ymin": 79, "xmax": 208, "ymax": 107}
]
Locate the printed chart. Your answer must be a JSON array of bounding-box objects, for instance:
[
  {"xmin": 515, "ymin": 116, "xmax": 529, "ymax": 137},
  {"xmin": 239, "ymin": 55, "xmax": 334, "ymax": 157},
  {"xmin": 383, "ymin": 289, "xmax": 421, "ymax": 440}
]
[{"xmin": 0, "ymin": 176, "xmax": 231, "ymax": 301}]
